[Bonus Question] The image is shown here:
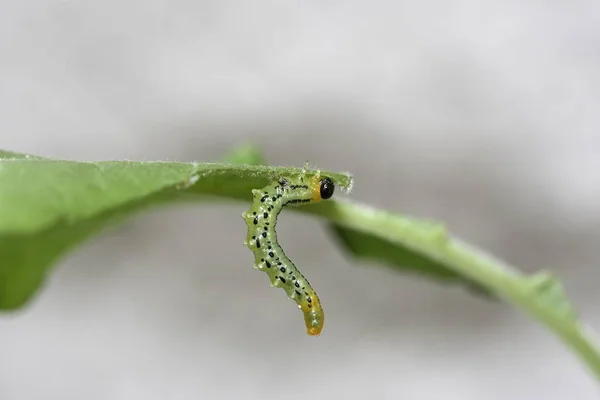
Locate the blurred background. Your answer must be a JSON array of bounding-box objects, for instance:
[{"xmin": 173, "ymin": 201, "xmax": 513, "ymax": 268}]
[{"xmin": 1, "ymin": 1, "xmax": 599, "ymax": 399}]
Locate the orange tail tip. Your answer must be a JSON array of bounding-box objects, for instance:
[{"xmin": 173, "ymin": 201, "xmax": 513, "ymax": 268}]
[{"xmin": 306, "ymin": 326, "xmax": 322, "ymax": 336}]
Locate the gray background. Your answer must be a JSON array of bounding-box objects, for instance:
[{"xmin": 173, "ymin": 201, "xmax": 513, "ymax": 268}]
[{"xmin": 1, "ymin": 1, "xmax": 600, "ymax": 399}]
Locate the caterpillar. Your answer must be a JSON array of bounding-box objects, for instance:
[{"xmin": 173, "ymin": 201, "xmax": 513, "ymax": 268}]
[{"xmin": 241, "ymin": 170, "xmax": 335, "ymax": 336}]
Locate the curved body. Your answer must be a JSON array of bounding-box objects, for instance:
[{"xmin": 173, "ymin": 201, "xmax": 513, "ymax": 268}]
[{"xmin": 242, "ymin": 173, "xmax": 334, "ymax": 336}]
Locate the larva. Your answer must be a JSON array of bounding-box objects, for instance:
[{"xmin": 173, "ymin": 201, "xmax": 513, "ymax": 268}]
[{"xmin": 241, "ymin": 171, "xmax": 335, "ymax": 336}]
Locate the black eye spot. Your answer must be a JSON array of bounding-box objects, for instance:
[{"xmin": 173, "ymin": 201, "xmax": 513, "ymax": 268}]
[{"xmin": 319, "ymin": 177, "xmax": 335, "ymax": 200}]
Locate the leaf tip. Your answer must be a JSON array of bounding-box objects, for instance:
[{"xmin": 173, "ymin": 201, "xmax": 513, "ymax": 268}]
[{"xmin": 341, "ymin": 172, "xmax": 354, "ymax": 194}]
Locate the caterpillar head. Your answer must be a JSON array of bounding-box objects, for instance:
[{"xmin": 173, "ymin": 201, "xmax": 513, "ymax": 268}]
[
  {"xmin": 309, "ymin": 175, "xmax": 335, "ymax": 202},
  {"xmin": 319, "ymin": 176, "xmax": 335, "ymax": 200}
]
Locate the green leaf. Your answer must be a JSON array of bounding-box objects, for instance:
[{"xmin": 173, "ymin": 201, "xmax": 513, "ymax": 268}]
[
  {"xmin": 2, "ymin": 146, "xmax": 600, "ymax": 382},
  {"xmin": 328, "ymin": 224, "xmax": 493, "ymax": 297},
  {"xmin": 0, "ymin": 149, "xmax": 44, "ymax": 160},
  {"xmin": 0, "ymin": 148, "xmax": 352, "ymax": 308},
  {"xmin": 300, "ymin": 199, "xmax": 600, "ymax": 379}
]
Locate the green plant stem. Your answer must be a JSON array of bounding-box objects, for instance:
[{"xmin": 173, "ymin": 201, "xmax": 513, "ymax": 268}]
[{"xmin": 300, "ymin": 199, "xmax": 600, "ymax": 380}]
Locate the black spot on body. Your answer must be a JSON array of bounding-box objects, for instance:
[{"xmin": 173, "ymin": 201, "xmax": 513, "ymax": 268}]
[
  {"xmin": 263, "ymin": 212, "xmax": 268, "ymax": 218},
  {"xmin": 295, "ymin": 282, "xmax": 300, "ymax": 288},
  {"xmin": 260, "ymin": 195, "xmax": 268, "ymax": 202},
  {"xmin": 253, "ymin": 216, "xmax": 258, "ymax": 225},
  {"xmin": 256, "ymin": 238, "xmax": 261, "ymax": 248},
  {"xmin": 280, "ymin": 267, "xmax": 286, "ymax": 273},
  {"xmin": 269, "ymin": 252, "xmax": 274, "ymax": 258},
  {"xmin": 284, "ymin": 199, "xmax": 311, "ymax": 206},
  {"xmin": 290, "ymin": 184, "xmax": 308, "ymax": 190},
  {"xmin": 265, "ymin": 260, "xmax": 271, "ymax": 268},
  {"xmin": 279, "ymin": 277, "xmax": 286, "ymax": 284},
  {"xmin": 261, "ymin": 232, "xmax": 267, "ymax": 238}
]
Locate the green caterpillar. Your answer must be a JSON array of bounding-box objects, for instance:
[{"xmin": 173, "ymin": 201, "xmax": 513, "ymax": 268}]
[{"xmin": 241, "ymin": 170, "xmax": 335, "ymax": 336}]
